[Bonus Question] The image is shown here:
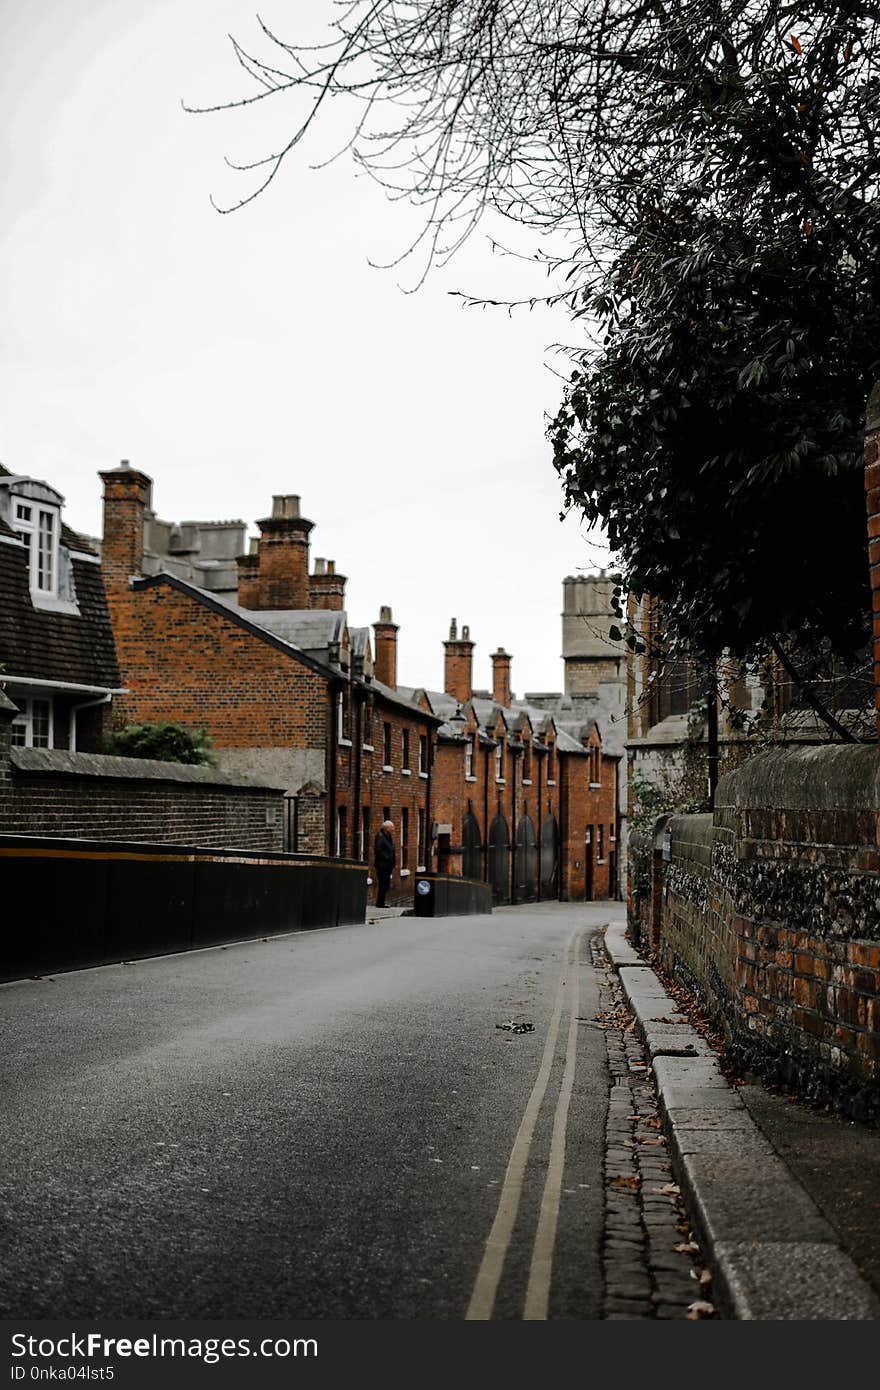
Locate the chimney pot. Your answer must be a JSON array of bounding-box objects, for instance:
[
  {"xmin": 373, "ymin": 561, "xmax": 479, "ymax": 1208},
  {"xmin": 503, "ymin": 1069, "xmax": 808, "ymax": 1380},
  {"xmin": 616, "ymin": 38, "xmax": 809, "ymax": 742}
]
[{"xmin": 271, "ymin": 494, "xmax": 301, "ymax": 520}]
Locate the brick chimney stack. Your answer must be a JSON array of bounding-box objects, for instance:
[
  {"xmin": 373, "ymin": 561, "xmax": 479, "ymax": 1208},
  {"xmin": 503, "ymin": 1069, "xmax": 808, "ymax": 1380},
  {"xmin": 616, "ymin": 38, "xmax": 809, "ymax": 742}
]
[
  {"xmin": 99, "ymin": 459, "xmax": 152, "ymax": 590},
  {"xmin": 491, "ymin": 647, "xmax": 512, "ymax": 707},
  {"xmin": 236, "ymin": 551, "xmax": 260, "ymax": 608},
  {"xmin": 373, "ymin": 605, "xmax": 399, "ymax": 689},
  {"xmin": 444, "ymin": 618, "xmax": 474, "ymax": 703},
  {"xmin": 240, "ymin": 494, "xmax": 314, "ymax": 610},
  {"xmin": 309, "ymin": 557, "xmax": 348, "ymax": 611}
]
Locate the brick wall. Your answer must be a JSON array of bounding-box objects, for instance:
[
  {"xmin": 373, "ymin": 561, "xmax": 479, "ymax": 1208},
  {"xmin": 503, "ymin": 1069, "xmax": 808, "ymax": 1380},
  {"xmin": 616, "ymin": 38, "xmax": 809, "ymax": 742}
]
[{"xmin": 0, "ymin": 748, "xmax": 285, "ymax": 851}]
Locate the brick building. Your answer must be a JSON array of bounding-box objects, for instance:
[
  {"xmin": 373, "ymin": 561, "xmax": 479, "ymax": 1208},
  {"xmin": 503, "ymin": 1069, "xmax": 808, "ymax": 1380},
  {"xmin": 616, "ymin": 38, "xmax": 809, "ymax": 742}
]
[
  {"xmin": 99, "ymin": 463, "xmax": 440, "ymax": 902},
  {"xmin": 402, "ymin": 621, "xmax": 619, "ymax": 903}
]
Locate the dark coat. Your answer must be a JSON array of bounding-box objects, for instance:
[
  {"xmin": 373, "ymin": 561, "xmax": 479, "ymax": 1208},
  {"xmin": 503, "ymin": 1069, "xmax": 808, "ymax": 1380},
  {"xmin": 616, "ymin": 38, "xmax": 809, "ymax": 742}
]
[{"xmin": 374, "ymin": 828, "xmax": 395, "ymax": 873}]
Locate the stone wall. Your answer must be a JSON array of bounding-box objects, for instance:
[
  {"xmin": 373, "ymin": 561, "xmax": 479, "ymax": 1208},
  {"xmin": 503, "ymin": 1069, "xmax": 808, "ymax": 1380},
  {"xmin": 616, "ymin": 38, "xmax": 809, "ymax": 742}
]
[{"xmin": 629, "ymin": 744, "xmax": 880, "ymax": 1120}]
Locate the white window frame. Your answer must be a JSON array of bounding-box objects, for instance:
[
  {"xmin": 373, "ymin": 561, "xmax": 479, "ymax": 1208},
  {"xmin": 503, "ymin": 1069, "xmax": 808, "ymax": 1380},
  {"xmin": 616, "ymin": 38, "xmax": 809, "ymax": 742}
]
[
  {"xmin": 465, "ymin": 735, "xmax": 474, "ymax": 779},
  {"xmin": 10, "ymin": 696, "xmax": 54, "ymax": 749},
  {"xmin": 12, "ymin": 497, "xmax": 60, "ymax": 597},
  {"xmin": 335, "ymin": 805, "xmax": 347, "ymax": 857}
]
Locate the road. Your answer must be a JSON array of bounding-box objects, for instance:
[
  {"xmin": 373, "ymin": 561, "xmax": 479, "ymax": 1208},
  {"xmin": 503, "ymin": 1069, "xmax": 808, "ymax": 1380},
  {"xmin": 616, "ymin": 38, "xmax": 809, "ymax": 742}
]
[{"xmin": 0, "ymin": 901, "xmax": 621, "ymax": 1320}]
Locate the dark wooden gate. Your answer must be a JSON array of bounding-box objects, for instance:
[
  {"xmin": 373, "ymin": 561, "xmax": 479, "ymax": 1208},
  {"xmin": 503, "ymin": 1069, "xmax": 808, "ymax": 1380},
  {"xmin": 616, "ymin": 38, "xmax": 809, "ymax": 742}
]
[
  {"xmin": 462, "ymin": 812, "xmax": 482, "ymax": 882},
  {"xmin": 488, "ymin": 814, "xmax": 510, "ymax": 904},
  {"xmin": 514, "ymin": 814, "xmax": 538, "ymax": 903},
  {"xmin": 540, "ymin": 814, "xmax": 559, "ymax": 900}
]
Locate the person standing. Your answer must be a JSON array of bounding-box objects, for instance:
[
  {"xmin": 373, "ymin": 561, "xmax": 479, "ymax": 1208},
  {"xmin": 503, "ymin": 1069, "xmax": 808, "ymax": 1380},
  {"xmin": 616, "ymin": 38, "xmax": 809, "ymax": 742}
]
[{"xmin": 374, "ymin": 819, "xmax": 395, "ymax": 908}]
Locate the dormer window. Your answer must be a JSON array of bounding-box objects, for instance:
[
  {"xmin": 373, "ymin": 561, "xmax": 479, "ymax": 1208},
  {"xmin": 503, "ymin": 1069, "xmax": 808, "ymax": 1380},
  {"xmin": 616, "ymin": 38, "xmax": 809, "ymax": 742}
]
[{"xmin": 13, "ymin": 497, "xmax": 60, "ymax": 596}]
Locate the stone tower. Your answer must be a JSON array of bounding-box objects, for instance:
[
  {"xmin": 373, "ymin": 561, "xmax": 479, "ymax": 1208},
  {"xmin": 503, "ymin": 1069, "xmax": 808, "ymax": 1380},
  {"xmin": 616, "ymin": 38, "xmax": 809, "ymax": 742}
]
[{"xmin": 562, "ymin": 573, "xmax": 626, "ymax": 696}]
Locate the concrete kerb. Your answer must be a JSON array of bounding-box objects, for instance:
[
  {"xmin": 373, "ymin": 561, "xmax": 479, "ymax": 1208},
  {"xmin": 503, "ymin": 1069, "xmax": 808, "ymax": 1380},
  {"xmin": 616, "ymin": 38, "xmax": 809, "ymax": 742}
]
[{"xmin": 603, "ymin": 920, "xmax": 880, "ymax": 1320}]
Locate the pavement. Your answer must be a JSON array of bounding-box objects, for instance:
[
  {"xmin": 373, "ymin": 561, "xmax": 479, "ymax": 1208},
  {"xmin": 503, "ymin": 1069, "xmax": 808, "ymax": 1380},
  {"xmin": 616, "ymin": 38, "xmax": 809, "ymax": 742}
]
[{"xmin": 604, "ymin": 919, "xmax": 880, "ymax": 1319}]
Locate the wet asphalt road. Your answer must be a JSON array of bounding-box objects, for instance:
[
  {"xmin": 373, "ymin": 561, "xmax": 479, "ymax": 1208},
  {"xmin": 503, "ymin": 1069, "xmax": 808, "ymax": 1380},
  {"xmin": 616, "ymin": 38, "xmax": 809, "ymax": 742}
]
[{"xmin": 0, "ymin": 901, "xmax": 620, "ymax": 1320}]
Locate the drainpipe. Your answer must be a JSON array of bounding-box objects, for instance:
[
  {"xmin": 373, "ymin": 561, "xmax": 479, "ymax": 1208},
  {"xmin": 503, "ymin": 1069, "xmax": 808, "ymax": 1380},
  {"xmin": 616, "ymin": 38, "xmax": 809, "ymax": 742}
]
[
  {"xmin": 483, "ymin": 741, "xmax": 491, "ymax": 884},
  {"xmin": 614, "ymin": 757, "xmax": 622, "ymax": 901},
  {"xmin": 327, "ymin": 684, "xmax": 339, "ymax": 856},
  {"xmin": 707, "ymin": 660, "xmax": 719, "ymax": 811},
  {"xmin": 354, "ymin": 690, "xmax": 362, "ymax": 861},
  {"xmin": 69, "ymin": 692, "xmax": 111, "ymax": 752},
  {"xmin": 558, "ymin": 754, "xmax": 566, "ymax": 901},
  {"xmin": 425, "ymin": 724, "xmax": 433, "ymax": 874},
  {"xmin": 509, "ymin": 739, "xmax": 518, "ymax": 905},
  {"xmin": 537, "ymin": 745, "xmax": 544, "ymax": 901}
]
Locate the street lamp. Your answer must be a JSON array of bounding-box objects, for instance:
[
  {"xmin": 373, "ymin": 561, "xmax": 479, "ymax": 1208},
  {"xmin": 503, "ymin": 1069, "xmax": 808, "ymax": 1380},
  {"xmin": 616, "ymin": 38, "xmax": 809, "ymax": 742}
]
[{"xmin": 449, "ymin": 701, "xmax": 467, "ymax": 734}]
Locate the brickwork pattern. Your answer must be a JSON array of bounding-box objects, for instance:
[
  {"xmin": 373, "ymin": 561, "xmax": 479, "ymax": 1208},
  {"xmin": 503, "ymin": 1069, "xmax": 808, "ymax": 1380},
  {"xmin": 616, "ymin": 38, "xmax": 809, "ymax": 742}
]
[
  {"xmin": 337, "ymin": 697, "xmax": 434, "ymax": 906},
  {"xmin": 3, "ymin": 771, "xmax": 284, "ymax": 850}
]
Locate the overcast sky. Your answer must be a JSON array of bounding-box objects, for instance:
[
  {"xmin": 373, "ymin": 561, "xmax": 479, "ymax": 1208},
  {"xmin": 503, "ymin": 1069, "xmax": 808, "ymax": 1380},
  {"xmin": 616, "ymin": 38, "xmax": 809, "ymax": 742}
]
[{"xmin": 0, "ymin": 0, "xmax": 610, "ymax": 694}]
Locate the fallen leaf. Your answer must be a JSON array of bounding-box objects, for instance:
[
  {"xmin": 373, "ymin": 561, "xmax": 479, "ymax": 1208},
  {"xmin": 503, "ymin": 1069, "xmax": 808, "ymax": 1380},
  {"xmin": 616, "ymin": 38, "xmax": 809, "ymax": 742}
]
[
  {"xmin": 650, "ymin": 1183, "xmax": 680, "ymax": 1195},
  {"xmin": 675, "ymin": 1241, "xmax": 700, "ymax": 1255},
  {"xmin": 699, "ymin": 1268, "xmax": 712, "ymax": 1290},
  {"xmin": 611, "ymin": 1175, "xmax": 642, "ymax": 1190},
  {"xmin": 687, "ymin": 1300, "xmax": 715, "ymax": 1319}
]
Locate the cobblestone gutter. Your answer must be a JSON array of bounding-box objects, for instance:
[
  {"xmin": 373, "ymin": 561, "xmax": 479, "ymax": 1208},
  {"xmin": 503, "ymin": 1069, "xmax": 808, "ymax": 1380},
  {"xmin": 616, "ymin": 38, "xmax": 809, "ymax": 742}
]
[{"xmin": 592, "ymin": 937, "xmax": 716, "ymax": 1319}]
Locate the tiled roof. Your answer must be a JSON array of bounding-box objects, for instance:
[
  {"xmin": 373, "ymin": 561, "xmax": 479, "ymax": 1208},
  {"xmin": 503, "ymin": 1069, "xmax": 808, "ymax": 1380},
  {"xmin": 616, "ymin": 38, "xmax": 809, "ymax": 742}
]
[
  {"xmin": 368, "ymin": 676, "xmax": 443, "ymax": 723},
  {"xmin": 233, "ymin": 606, "xmax": 347, "ymax": 651},
  {"xmin": 0, "ymin": 541, "xmax": 120, "ymax": 689}
]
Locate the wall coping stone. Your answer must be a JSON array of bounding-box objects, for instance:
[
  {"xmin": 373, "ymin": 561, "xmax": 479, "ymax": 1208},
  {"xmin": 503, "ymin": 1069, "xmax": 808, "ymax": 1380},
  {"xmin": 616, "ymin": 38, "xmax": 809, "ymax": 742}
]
[
  {"xmin": 715, "ymin": 743, "xmax": 880, "ymax": 813},
  {"xmin": 10, "ymin": 747, "xmax": 279, "ymax": 792}
]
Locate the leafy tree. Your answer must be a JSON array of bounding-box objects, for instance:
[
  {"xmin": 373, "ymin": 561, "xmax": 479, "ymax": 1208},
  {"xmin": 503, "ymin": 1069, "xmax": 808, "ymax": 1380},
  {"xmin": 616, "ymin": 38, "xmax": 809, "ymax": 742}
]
[
  {"xmin": 550, "ymin": 196, "xmax": 877, "ymax": 666},
  {"xmin": 105, "ymin": 722, "xmax": 216, "ymax": 766}
]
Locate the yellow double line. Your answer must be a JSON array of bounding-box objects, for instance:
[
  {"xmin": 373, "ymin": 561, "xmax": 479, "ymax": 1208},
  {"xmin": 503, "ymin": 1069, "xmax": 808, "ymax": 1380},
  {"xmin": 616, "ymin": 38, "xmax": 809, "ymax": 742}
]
[{"xmin": 466, "ymin": 929, "xmax": 585, "ymax": 1321}]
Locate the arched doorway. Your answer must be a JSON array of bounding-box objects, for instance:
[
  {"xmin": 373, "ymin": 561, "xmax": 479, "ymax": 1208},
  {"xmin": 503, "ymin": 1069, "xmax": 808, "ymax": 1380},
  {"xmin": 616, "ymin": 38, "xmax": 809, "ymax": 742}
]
[
  {"xmin": 540, "ymin": 814, "xmax": 560, "ymax": 900},
  {"xmin": 462, "ymin": 812, "xmax": 482, "ymax": 882},
  {"xmin": 515, "ymin": 814, "xmax": 538, "ymax": 903},
  {"xmin": 488, "ymin": 815, "xmax": 510, "ymax": 904}
]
